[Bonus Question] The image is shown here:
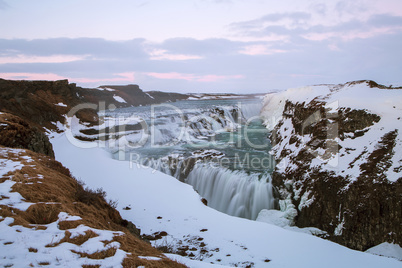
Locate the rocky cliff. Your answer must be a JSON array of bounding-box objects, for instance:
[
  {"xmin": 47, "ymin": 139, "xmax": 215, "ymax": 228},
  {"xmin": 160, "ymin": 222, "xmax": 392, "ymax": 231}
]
[
  {"xmin": 261, "ymin": 80, "xmax": 401, "ymax": 251},
  {"xmin": 0, "ymin": 79, "xmax": 194, "ymax": 143},
  {"xmin": 0, "ymin": 112, "xmax": 54, "ymax": 157}
]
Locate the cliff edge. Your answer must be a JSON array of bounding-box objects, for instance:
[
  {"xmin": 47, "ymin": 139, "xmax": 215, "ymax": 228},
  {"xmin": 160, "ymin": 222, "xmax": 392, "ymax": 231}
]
[{"xmin": 261, "ymin": 80, "xmax": 401, "ymax": 250}]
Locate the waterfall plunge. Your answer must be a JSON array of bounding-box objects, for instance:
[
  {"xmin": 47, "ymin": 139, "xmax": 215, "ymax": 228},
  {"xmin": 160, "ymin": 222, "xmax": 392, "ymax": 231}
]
[
  {"xmin": 121, "ymin": 98, "xmax": 276, "ymax": 221},
  {"xmin": 187, "ymin": 164, "xmax": 275, "ymax": 220}
]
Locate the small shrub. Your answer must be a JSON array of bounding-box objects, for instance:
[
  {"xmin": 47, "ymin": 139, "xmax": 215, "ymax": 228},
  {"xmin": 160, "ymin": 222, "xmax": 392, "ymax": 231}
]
[
  {"xmin": 154, "ymin": 239, "xmax": 178, "ymax": 255},
  {"xmin": 108, "ymin": 199, "xmax": 118, "ymax": 209},
  {"xmin": 23, "ymin": 204, "xmax": 60, "ymax": 224},
  {"xmin": 43, "ymin": 158, "xmax": 71, "ymax": 177},
  {"xmin": 74, "ymin": 181, "xmax": 107, "ymax": 208}
]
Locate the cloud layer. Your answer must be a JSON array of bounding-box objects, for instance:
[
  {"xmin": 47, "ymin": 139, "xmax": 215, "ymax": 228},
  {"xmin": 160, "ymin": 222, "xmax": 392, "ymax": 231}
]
[{"xmin": 0, "ymin": 1, "xmax": 401, "ymax": 93}]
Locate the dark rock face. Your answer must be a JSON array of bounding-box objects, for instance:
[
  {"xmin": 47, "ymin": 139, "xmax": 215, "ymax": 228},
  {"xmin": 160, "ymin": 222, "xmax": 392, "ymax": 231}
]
[
  {"xmin": 93, "ymin": 85, "xmax": 190, "ymax": 108},
  {"xmin": 0, "ymin": 113, "xmax": 54, "ymax": 157},
  {"xmin": 0, "ymin": 79, "xmax": 80, "ymax": 131},
  {"xmin": 268, "ymin": 83, "xmax": 401, "ymax": 251}
]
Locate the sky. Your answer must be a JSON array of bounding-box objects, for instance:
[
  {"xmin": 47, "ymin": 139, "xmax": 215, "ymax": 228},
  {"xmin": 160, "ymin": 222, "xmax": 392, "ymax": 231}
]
[{"xmin": 0, "ymin": 0, "xmax": 401, "ymax": 93}]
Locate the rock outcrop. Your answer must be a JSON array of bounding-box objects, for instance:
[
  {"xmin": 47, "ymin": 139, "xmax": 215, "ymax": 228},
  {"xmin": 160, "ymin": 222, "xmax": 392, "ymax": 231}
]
[
  {"xmin": 262, "ymin": 80, "xmax": 402, "ymax": 251},
  {"xmin": 0, "ymin": 79, "xmax": 82, "ymax": 131},
  {"xmin": 0, "ymin": 113, "xmax": 54, "ymax": 157}
]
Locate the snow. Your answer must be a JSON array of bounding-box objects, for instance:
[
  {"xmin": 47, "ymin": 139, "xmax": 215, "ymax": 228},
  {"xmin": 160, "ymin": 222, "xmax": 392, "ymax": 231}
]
[
  {"xmin": 0, "ymin": 180, "xmax": 33, "ymax": 211},
  {"xmin": 166, "ymin": 254, "xmax": 231, "ymax": 267},
  {"xmin": 261, "ymin": 86, "xmax": 330, "ymax": 131},
  {"xmin": 0, "ymin": 214, "xmax": 129, "ymax": 268},
  {"xmin": 96, "ymin": 87, "xmax": 116, "ymax": 91},
  {"xmin": 261, "ymin": 81, "xmax": 402, "ymax": 182},
  {"xmin": 55, "ymin": 102, "xmax": 67, "ymax": 107},
  {"xmin": 50, "ymin": 132, "xmax": 401, "ymax": 267},
  {"xmin": 64, "ymin": 114, "xmax": 143, "ymax": 144},
  {"xmin": 145, "ymin": 92, "xmax": 155, "ymax": 99},
  {"xmin": 334, "ymin": 218, "xmax": 345, "ymax": 236},
  {"xmin": 256, "ymin": 209, "xmax": 327, "ymax": 237},
  {"xmin": 366, "ymin": 243, "xmax": 402, "ymax": 261},
  {"xmin": 113, "ymin": 95, "xmax": 127, "ymax": 103},
  {"xmin": 0, "ymin": 147, "xmax": 143, "ymax": 268},
  {"xmin": 0, "ymin": 148, "xmax": 36, "ymax": 210},
  {"xmin": 189, "ymin": 94, "xmax": 257, "ymax": 100}
]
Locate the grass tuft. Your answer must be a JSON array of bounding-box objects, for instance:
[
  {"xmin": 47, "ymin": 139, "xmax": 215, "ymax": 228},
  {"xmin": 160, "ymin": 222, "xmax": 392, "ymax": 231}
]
[{"xmin": 71, "ymin": 247, "xmax": 117, "ymax": 259}]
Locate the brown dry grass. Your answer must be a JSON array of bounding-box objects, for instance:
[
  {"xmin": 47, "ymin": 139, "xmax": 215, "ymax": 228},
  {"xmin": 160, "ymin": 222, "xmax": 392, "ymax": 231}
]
[
  {"xmin": 22, "ymin": 203, "xmax": 61, "ymax": 224},
  {"xmin": 46, "ymin": 230, "xmax": 99, "ymax": 247},
  {"xmin": 58, "ymin": 220, "xmax": 84, "ymax": 230},
  {"xmin": 28, "ymin": 247, "xmax": 38, "ymax": 253},
  {"xmin": 71, "ymin": 247, "xmax": 118, "ymax": 259},
  {"xmin": 122, "ymin": 257, "xmax": 187, "ymax": 268},
  {"xmin": 0, "ymin": 146, "xmax": 187, "ymax": 268}
]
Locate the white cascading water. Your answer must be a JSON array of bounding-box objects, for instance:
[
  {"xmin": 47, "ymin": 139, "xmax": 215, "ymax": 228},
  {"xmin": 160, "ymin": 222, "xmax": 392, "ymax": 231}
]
[
  {"xmin": 186, "ymin": 164, "xmax": 275, "ymax": 220},
  {"xmin": 239, "ymin": 102, "xmax": 262, "ymax": 119},
  {"xmin": 114, "ymin": 99, "xmax": 276, "ymax": 220}
]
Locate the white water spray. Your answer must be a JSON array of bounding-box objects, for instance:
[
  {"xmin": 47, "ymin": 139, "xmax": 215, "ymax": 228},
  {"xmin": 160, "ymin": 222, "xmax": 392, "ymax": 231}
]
[{"xmin": 187, "ymin": 164, "xmax": 275, "ymax": 220}]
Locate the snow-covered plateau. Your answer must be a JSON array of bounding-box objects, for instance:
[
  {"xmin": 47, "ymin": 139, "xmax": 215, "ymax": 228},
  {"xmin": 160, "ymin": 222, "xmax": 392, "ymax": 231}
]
[{"xmin": 1, "ymin": 79, "xmax": 401, "ymax": 267}]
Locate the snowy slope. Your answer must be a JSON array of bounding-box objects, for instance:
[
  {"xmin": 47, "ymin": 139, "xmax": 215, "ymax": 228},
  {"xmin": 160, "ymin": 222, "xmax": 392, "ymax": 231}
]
[
  {"xmin": 51, "ymin": 133, "xmax": 401, "ymax": 267},
  {"xmin": 261, "ymin": 81, "xmax": 402, "ymax": 182},
  {"xmin": 0, "ymin": 147, "xmax": 129, "ymax": 267}
]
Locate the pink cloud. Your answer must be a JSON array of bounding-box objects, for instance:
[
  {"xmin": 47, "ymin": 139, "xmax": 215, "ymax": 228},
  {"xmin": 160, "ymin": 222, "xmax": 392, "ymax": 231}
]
[
  {"xmin": 72, "ymin": 72, "xmax": 136, "ymax": 83},
  {"xmin": 0, "ymin": 54, "xmax": 88, "ymax": 64},
  {"xmin": 0, "ymin": 72, "xmax": 67, "ymax": 80},
  {"xmin": 147, "ymin": 49, "xmax": 202, "ymax": 61},
  {"xmin": 0, "ymin": 72, "xmax": 136, "ymax": 85},
  {"xmin": 303, "ymin": 26, "xmax": 402, "ymax": 41},
  {"xmin": 239, "ymin": 44, "xmax": 287, "ymax": 56},
  {"xmin": 197, "ymin": 74, "xmax": 245, "ymax": 82},
  {"xmin": 146, "ymin": 72, "xmax": 244, "ymax": 82},
  {"xmin": 0, "ymin": 71, "xmax": 244, "ymax": 85},
  {"xmin": 146, "ymin": 72, "xmax": 195, "ymax": 81}
]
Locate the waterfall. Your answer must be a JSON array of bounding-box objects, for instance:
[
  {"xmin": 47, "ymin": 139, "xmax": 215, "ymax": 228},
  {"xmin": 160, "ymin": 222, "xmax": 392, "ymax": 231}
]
[
  {"xmin": 186, "ymin": 164, "xmax": 275, "ymax": 220},
  {"xmin": 239, "ymin": 102, "xmax": 262, "ymax": 119},
  {"xmin": 112, "ymin": 98, "xmax": 276, "ymax": 221}
]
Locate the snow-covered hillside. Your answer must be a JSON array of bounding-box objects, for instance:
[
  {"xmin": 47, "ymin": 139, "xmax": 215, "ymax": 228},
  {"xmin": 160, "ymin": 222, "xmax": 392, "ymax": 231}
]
[
  {"xmin": 261, "ymin": 80, "xmax": 402, "ymax": 182},
  {"xmin": 260, "ymin": 80, "xmax": 401, "ymax": 252},
  {"xmin": 51, "ymin": 130, "xmax": 401, "ymax": 267},
  {"xmin": 0, "ymin": 146, "xmax": 181, "ymax": 267}
]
